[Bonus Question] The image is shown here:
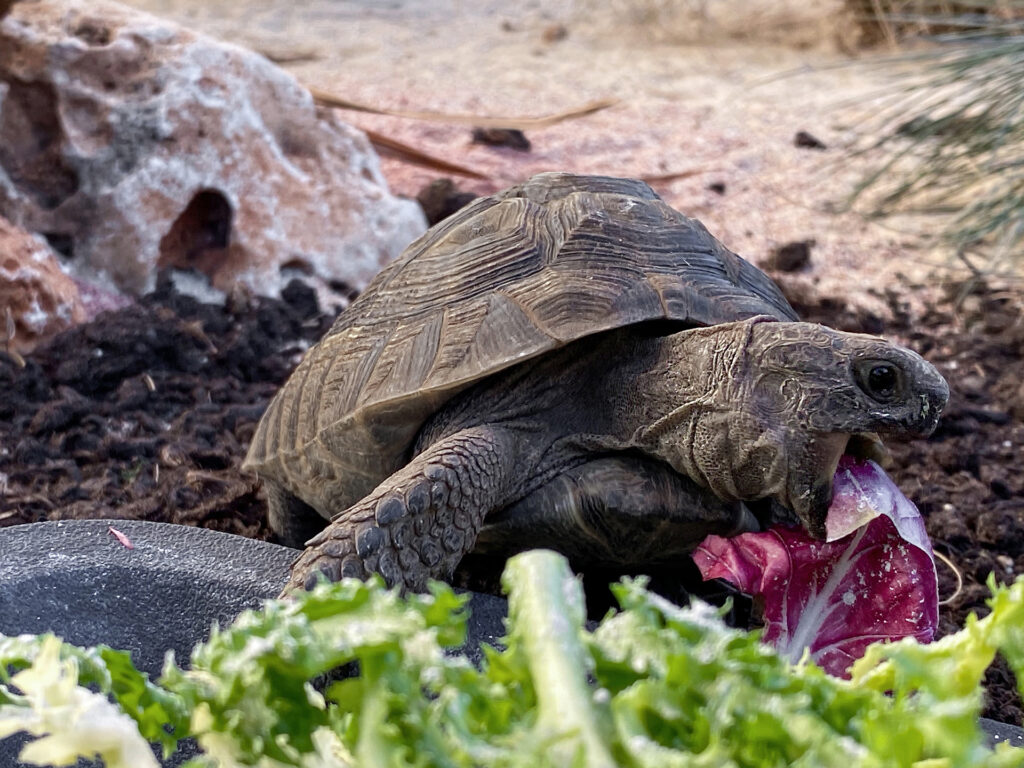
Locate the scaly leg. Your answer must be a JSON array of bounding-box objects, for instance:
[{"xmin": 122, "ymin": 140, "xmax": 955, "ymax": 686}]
[
  {"xmin": 264, "ymin": 480, "xmax": 328, "ymax": 550},
  {"xmin": 285, "ymin": 426, "xmax": 522, "ymax": 593}
]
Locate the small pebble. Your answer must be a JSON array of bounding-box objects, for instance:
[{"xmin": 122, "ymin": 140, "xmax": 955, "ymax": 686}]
[
  {"xmin": 767, "ymin": 240, "xmax": 814, "ymax": 272},
  {"xmin": 541, "ymin": 23, "xmax": 568, "ymax": 43},
  {"xmin": 471, "ymin": 127, "xmax": 531, "ymax": 152},
  {"xmin": 794, "ymin": 130, "xmax": 827, "ymax": 149},
  {"xmin": 960, "ymin": 374, "xmax": 986, "ymax": 398}
]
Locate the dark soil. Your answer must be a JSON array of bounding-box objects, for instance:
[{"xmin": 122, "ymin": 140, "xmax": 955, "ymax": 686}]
[
  {"xmin": 0, "ymin": 273, "xmax": 331, "ymax": 539},
  {"xmin": 1, "ymin": 265, "xmax": 1021, "ymax": 723}
]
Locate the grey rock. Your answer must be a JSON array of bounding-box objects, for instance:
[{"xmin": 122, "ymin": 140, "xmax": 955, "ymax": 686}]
[{"xmin": 0, "ymin": 0, "xmax": 426, "ymax": 298}]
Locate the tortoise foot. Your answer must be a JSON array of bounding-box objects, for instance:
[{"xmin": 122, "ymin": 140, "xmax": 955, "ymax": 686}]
[
  {"xmin": 285, "ymin": 505, "xmax": 437, "ymax": 594},
  {"xmin": 282, "ymin": 425, "xmax": 521, "ymax": 595}
]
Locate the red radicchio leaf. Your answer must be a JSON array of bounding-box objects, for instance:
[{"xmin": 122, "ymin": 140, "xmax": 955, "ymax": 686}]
[{"xmin": 692, "ymin": 457, "xmax": 938, "ymax": 678}]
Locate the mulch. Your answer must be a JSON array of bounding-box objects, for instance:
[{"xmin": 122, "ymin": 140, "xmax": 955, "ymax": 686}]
[
  {"xmin": 1, "ymin": 262, "xmax": 1021, "ymax": 722},
  {"xmin": 0, "ymin": 274, "xmax": 331, "ymax": 539}
]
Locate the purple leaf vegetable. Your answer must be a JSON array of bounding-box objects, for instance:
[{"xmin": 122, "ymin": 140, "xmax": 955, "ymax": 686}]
[{"xmin": 692, "ymin": 457, "xmax": 938, "ymax": 677}]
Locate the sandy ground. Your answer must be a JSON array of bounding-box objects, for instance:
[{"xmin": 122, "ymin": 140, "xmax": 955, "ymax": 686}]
[{"xmin": 120, "ymin": 0, "xmax": 983, "ymax": 320}]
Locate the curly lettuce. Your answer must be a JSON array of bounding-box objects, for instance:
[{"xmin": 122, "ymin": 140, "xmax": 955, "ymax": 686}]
[{"xmin": 1, "ymin": 550, "xmax": 1022, "ymax": 768}]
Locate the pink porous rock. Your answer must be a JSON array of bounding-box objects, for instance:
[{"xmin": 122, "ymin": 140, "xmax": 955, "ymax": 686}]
[
  {"xmin": 71, "ymin": 275, "xmax": 133, "ymax": 321},
  {"xmin": 0, "ymin": 0, "xmax": 425, "ymax": 298},
  {"xmin": 0, "ymin": 216, "xmax": 85, "ymax": 352}
]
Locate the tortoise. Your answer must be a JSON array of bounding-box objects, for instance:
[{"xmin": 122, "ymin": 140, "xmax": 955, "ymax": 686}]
[{"xmin": 243, "ymin": 173, "xmax": 949, "ymax": 593}]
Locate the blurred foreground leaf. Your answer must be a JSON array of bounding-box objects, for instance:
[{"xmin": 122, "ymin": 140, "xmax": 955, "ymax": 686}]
[{"xmin": 3, "ymin": 551, "xmax": 1024, "ymax": 766}]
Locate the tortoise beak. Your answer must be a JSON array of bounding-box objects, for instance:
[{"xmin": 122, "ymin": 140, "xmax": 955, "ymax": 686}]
[
  {"xmin": 783, "ymin": 432, "xmax": 848, "ymax": 541},
  {"xmin": 897, "ymin": 353, "xmax": 949, "ymax": 437},
  {"xmin": 844, "ymin": 432, "xmax": 892, "ymax": 468},
  {"xmin": 913, "ymin": 380, "xmax": 949, "ymax": 436}
]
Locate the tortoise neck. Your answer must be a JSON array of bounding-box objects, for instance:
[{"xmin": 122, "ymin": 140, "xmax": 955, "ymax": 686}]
[{"xmin": 623, "ymin": 320, "xmax": 758, "ymax": 479}]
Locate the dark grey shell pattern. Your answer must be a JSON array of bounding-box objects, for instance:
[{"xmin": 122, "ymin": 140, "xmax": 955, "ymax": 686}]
[{"xmin": 243, "ymin": 173, "xmax": 798, "ymax": 518}]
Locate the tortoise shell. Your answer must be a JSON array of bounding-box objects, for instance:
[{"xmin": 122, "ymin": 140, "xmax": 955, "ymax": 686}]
[{"xmin": 244, "ymin": 173, "xmax": 798, "ymax": 517}]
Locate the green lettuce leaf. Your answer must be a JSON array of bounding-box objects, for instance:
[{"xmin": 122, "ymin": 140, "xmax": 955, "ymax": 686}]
[
  {"xmin": 0, "ymin": 636, "xmax": 166, "ymax": 767},
  {"xmin": 1, "ymin": 633, "xmax": 187, "ymax": 758}
]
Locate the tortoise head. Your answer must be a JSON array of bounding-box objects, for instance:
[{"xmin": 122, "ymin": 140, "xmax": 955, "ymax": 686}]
[
  {"xmin": 736, "ymin": 320, "xmax": 948, "ymax": 538},
  {"xmin": 638, "ymin": 318, "xmax": 948, "ymax": 540}
]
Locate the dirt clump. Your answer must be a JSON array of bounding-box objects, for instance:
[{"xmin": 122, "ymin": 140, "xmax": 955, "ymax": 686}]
[
  {"xmin": 416, "ymin": 178, "xmax": 479, "ymax": 227},
  {"xmin": 767, "ymin": 240, "xmax": 814, "ymax": 272}
]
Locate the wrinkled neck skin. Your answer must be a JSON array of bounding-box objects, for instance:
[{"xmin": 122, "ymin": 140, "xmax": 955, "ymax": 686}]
[
  {"xmin": 627, "ymin": 318, "xmax": 822, "ymax": 517},
  {"xmin": 630, "ymin": 319, "xmax": 790, "ymax": 499}
]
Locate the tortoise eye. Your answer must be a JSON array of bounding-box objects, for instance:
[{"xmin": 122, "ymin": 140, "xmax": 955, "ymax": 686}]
[
  {"xmin": 856, "ymin": 360, "xmax": 902, "ymax": 402},
  {"xmin": 869, "ymin": 365, "xmax": 898, "ymax": 395}
]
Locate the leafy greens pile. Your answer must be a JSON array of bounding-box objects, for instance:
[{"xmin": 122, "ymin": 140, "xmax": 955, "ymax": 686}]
[{"xmin": 2, "ymin": 549, "xmax": 1024, "ymax": 768}]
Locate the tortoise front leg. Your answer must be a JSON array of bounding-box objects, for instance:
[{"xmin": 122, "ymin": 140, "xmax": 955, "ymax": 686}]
[{"xmin": 284, "ymin": 426, "xmax": 522, "ymax": 593}]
